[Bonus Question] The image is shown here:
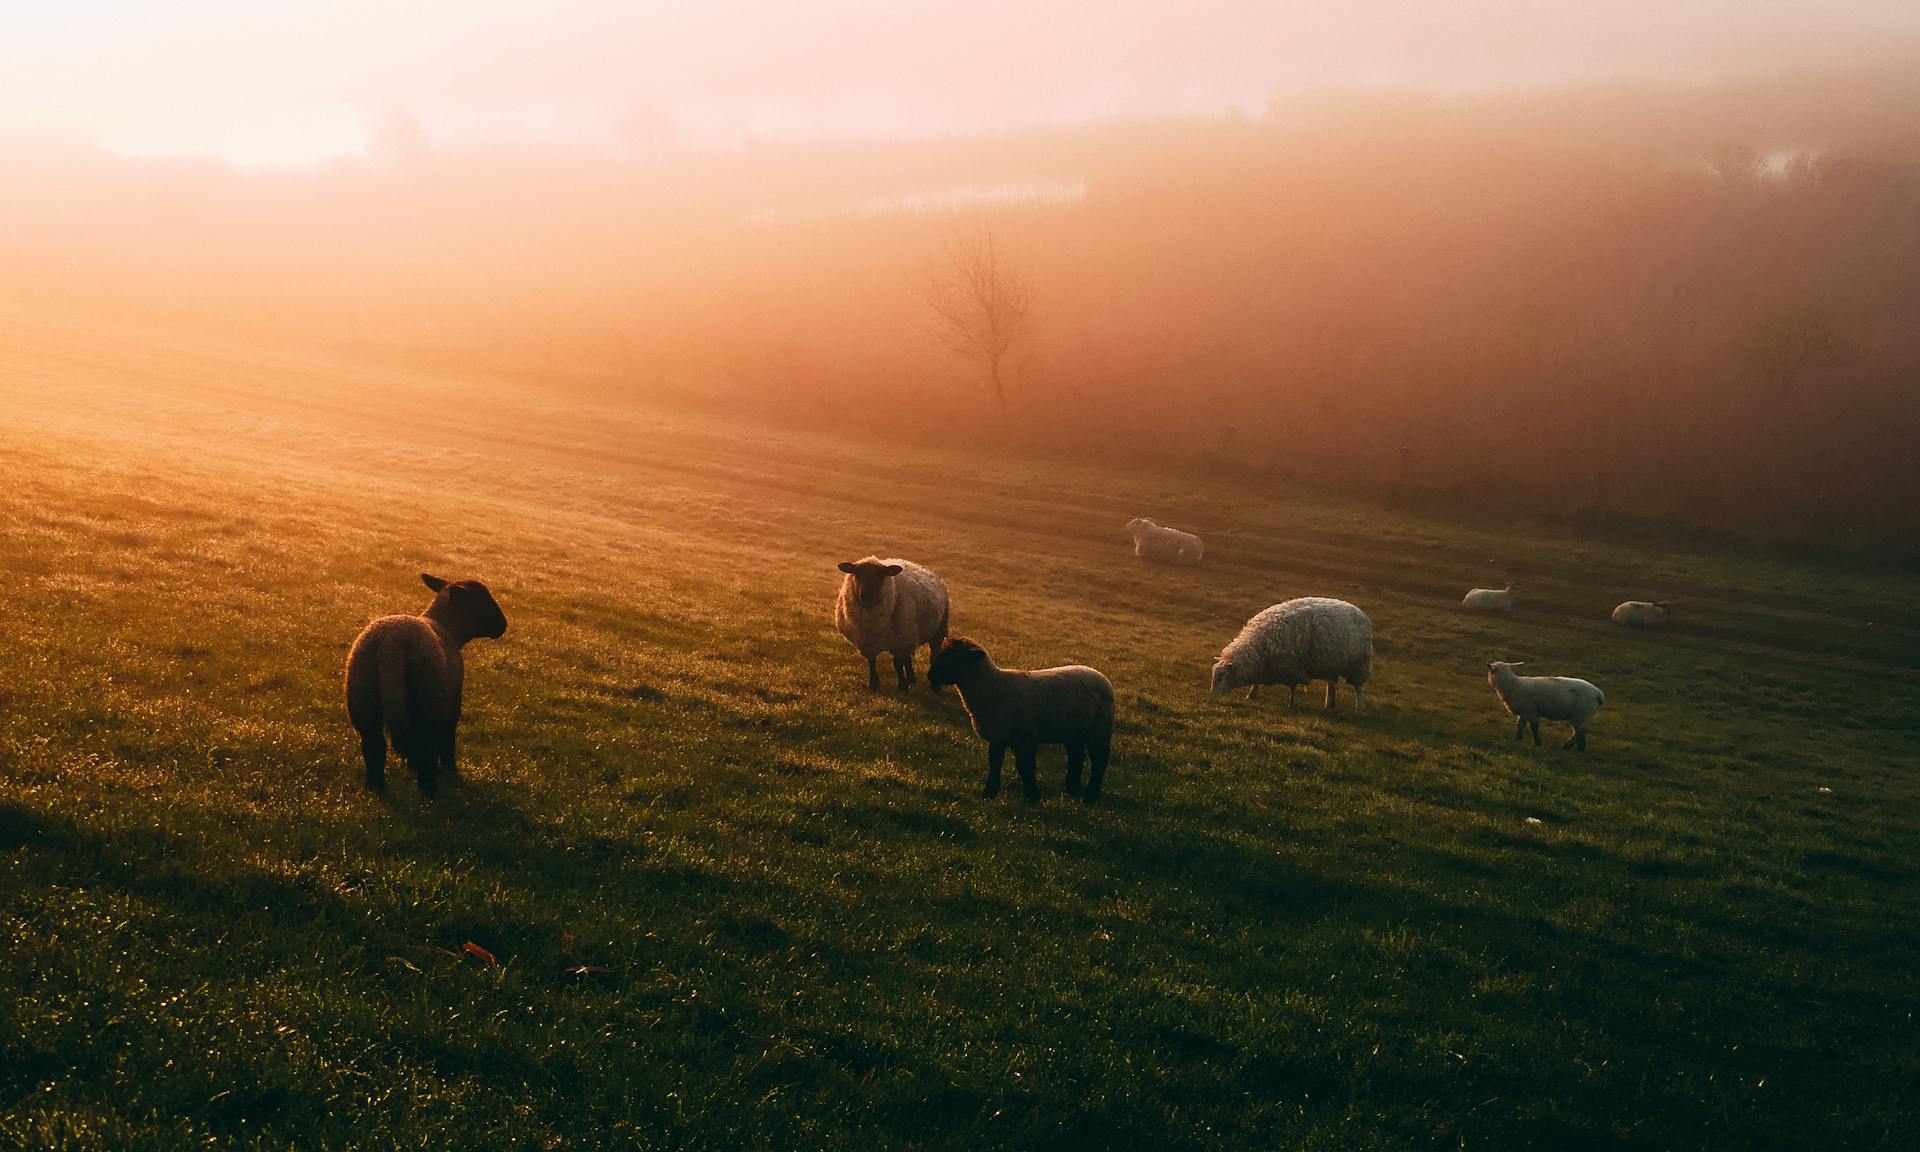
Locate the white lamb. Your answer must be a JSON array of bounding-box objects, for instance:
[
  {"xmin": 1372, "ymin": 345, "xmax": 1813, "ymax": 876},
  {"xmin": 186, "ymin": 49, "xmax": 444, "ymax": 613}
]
[
  {"xmin": 1125, "ymin": 518, "xmax": 1204, "ymax": 565},
  {"xmin": 1461, "ymin": 583, "xmax": 1516, "ymax": 612},
  {"xmin": 1611, "ymin": 601, "xmax": 1671, "ymax": 628},
  {"xmin": 834, "ymin": 556, "xmax": 951, "ymax": 692},
  {"xmin": 1485, "ymin": 661, "xmax": 1604, "ymax": 750},
  {"xmin": 1210, "ymin": 597, "xmax": 1374, "ymax": 710}
]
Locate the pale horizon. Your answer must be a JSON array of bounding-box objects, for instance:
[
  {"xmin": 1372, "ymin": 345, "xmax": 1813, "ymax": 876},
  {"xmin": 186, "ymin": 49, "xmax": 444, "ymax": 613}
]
[{"xmin": 7, "ymin": 1, "xmax": 1920, "ymax": 167}]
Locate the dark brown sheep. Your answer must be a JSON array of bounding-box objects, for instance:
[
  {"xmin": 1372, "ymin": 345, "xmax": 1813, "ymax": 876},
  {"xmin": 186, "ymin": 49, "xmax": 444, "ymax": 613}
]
[
  {"xmin": 344, "ymin": 573, "xmax": 507, "ymax": 798},
  {"xmin": 926, "ymin": 636, "xmax": 1115, "ymax": 804}
]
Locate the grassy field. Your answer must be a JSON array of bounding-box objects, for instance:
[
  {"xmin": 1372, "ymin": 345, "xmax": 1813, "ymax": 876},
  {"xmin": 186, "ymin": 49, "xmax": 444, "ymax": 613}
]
[{"xmin": 2, "ymin": 305, "xmax": 1916, "ymax": 1150}]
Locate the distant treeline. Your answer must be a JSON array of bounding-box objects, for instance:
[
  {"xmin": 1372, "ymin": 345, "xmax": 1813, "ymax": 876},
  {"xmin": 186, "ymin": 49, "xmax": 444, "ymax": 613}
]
[{"xmin": 4, "ymin": 63, "xmax": 1918, "ymax": 546}]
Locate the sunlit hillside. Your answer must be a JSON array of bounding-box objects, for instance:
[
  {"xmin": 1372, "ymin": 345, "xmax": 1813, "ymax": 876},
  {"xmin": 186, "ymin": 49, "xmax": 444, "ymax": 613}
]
[{"xmin": 2, "ymin": 303, "xmax": 1915, "ymax": 1148}]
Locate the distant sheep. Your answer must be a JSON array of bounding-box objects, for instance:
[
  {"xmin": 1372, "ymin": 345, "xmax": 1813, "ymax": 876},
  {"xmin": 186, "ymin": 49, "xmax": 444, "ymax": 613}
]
[
  {"xmin": 1462, "ymin": 583, "xmax": 1516, "ymax": 612},
  {"xmin": 1211, "ymin": 597, "xmax": 1373, "ymax": 710},
  {"xmin": 1612, "ymin": 601, "xmax": 1672, "ymax": 628},
  {"xmin": 1126, "ymin": 518, "xmax": 1204, "ymax": 565},
  {"xmin": 926, "ymin": 636, "xmax": 1114, "ymax": 803},
  {"xmin": 834, "ymin": 556, "xmax": 950, "ymax": 691},
  {"xmin": 345, "ymin": 573, "xmax": 508, "ymax": 798},
  {"xmin": 1486, "ymin": 661, "xmax": 1604, "ymax": 750}
]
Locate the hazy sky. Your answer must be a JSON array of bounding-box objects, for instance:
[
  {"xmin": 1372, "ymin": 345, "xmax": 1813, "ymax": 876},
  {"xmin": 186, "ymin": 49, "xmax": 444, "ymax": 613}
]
[{"xmin": 5, "ymin": 1, "xmax": 1917, "ymax": 165}]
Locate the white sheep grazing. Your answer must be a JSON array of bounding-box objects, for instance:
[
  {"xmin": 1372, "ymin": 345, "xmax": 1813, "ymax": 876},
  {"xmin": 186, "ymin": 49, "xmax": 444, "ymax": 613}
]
[
  {"xmin": 1486, "ymin": 661, "xmax": 1604, "ymax": 750},
  {"xmin": 1210, "ymin": 597, "xmax": 1373, "ymax": 710},
  {"xmin": 834, "ymin": 556, "xmax": 951, "ymax": 692},
  {"xmin": 1611, "ymin": 601, "xmax": 1672, "ymax": 628},
  {"xmin": 1125, "ymin": 518, "xmax": 1204, "ymax": 565},
  {"xmin": 1461, "ymin": 583, "xmax": 1516, "ymax": 612}
]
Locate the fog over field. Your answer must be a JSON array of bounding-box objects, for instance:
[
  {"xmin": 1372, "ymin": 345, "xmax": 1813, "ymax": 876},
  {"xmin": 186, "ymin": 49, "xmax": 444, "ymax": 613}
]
[{"xmin": 5, "ymin": 3, "xmax": 1920, "ymax": 545}]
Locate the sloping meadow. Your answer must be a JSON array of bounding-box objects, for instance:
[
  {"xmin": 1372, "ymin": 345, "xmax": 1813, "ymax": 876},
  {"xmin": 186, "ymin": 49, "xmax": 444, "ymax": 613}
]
[{"xmin": 2, "ymin": 314, "xmax": 1916, "ymax": 1148}]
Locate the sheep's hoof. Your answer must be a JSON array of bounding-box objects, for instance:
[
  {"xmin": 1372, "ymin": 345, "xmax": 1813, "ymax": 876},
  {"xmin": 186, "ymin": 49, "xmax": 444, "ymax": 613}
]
[
  {"xmin": 1021, "ymin": 789, "xmax": 1041, "ymax": 803},
  {"xmin": 982, "ymin": 784, "xmax": 1000, "ymax": 798},
  {"xmin": 1064, "ymin": 782, "xmax": 1083, "ymax": 797},
  {"xmin": 1080, "ymin": 791, "xmax": 1101, "ymax": 806}
]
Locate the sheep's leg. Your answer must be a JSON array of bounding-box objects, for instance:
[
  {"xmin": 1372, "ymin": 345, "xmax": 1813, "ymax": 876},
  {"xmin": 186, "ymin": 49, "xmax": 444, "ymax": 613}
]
[
  {"xmin": 894, "ymin": 653, "xmax": 912, "ymax": 693},
  {"xmin": 1288, "ymin": 684, "xmax": 1297, "ymax": 706},
  {"xmin": 1514, "ymin": 716, "xmax": 1527, "ymax": 741},
  {"xmin": 865, "ymin": 654, "xmax": 881, "ymax": 691},
  {"xmin": 1529, "ymin": 717, "xmax": 1543, "ymax": 746},
  {"xmin": 359, "ymin": 728, "xmax": 387, "ymax": 792},
  {"xmin": 1064, "ymin": 743, "xmax": 1085, "ymax": 796},
  {"xmin": 1324, "ymin": 680, "xmax": 1338, "ymax": 710},
  {"xmin": 1567, "ymin": 725, "xmax": 1587, "ymax": 752},
  {"xmin": 1247, "ymin": 685, "xmax": 1260, "ymax": 702},
  {"xmin": 1085, "ymin": 739, "xmax": 1109, "ymax": 805},
  {"xmin": 439, "ymin": 727, "xmax": 459, "ymax": 785},
  {"xmin": 1352, "ymin": 683, "xmax": 1366, "ymax": 712},
  {"xmin": 984, "ymin": 742, "xmax": 1005, "ymax": 798},
  {"xmin": 412, "ymin": 748, "xmax": 439, "ymax": 800},
  {"xmin": 926, "ymin": 639, "xmax": 943, "ymax": 692},
  {"xmin": 1014, "ymin": 743, "xmax": 1040, "ymax": 801}
]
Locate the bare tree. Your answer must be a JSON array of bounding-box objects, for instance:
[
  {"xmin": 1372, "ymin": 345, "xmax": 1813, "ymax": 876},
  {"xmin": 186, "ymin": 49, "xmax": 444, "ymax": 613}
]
[{"xmin": 913, "ymin": 225, "xmax": 1033, "ymax": 409}]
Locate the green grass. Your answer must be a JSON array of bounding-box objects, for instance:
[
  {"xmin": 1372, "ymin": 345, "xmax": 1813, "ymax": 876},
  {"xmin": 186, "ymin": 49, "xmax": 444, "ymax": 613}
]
[{"xmin": 2, "ymin": 308, "xmax": 1917, "ymax": 1149}]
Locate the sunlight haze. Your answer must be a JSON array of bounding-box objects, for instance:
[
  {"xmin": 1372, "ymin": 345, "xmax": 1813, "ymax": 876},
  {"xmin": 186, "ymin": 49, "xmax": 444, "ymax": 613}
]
[{"xmin": 6, "ymin": 1, "xmax": 1920, "ymax": 164}]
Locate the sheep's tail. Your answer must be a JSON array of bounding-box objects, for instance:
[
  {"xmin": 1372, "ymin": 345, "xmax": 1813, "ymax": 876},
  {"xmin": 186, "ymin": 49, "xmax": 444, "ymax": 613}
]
[{"xmin": 378, "ymin": 646, "xmax": 412, "ymax": 755}]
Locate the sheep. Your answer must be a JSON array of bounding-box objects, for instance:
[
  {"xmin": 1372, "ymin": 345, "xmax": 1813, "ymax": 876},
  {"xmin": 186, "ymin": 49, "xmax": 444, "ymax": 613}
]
[
  {"xmin": 834, "ymin": 556, "xmax": 950, "ymax": 692},
  {"xmin": 1612, "ymin": 600, "xmax": 1672, "ymax": 628},
  {"xmin": 344, "ymin": 573, "xmax": 508, "ymax": 798},
  {"xmin": 1461, "ymin": 583, "xmax": 1516, "ymax": 612},
  {"xmin": 1125, "ymin": 518, "xmax": 1204, "ymax": 565},
  {"xmin": 925, "ymin": 636, "xmax": 1114, "ymax": 803},
  {"xmin": 1485, "ymin": 661, "xmax": 1604, "ymax": 750},
  {"xmin": 1210, "ymin": 596, "xmax": 1373, "ymax": 710}
]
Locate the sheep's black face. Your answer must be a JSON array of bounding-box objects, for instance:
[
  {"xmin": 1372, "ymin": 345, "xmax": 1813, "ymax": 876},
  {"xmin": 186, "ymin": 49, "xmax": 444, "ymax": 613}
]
[
  {"xmin": 926, "ymin": 636, "xmax": 988, "ymax": 687},
  {"xmin": 423, "ymin": 573, "xmax": 508, "ymax": 639},
  {"xmin": 838, "ymin": 560, "xmax": 902, "ymax": 607}
]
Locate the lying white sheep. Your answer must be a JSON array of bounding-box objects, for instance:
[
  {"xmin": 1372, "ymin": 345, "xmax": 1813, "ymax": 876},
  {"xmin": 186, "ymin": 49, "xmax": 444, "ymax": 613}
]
[
  {"xmin": 1611, "ymin": 601, "xmax": 1671, "ymax": 628},
  {"xmin": 1485, "ymin": 661, "xmax": 1604, "ymax": 750},
  {"xmin": 1210, "ymin": 597, "xmax": 1373, "ymax": 710},
  {"xmin": 1126, "ymin": 518, "xmax": 1204, "ymax": 565},
  {"xmin": 834, "ymin": 556, "xmax": 950, "ymax": 691},
  {"xmin": 926, "ymin": 636, "xmax": 1115, "ymax": 804},
  {"xmin": 1461, "ymin": 583, "xmax": 1516, "ymax": 612}
]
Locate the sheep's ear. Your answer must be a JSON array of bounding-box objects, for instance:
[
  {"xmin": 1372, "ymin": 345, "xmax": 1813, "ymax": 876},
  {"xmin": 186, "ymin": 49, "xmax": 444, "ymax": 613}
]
[
  {"xmin": 882, "ymin": 565, "xmax": 903, "ymax": 577},
  {"xmin": 837, "ymin": 562, "xmax": 856, "ymax": 574},
  {"xmin": 421, "ymin": 573, "xmax": 448, "ymax": 593}
]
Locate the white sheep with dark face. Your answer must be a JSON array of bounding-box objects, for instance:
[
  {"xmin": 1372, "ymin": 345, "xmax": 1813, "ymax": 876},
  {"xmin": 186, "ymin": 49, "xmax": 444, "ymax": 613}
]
[
  {"xmin": 833, "ymin": 556, "xmax": 950, "ymax": 691},
  {"xmin": 1210, "ymin": 597, "xmax": 1374, "ymax": 710}
]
